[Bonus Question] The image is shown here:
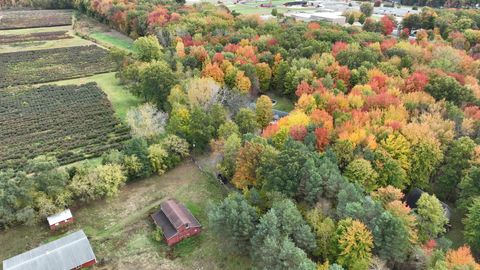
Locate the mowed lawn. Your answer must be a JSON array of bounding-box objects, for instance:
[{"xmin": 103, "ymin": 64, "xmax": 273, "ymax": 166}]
[
  {"xmin": 89, "ymin": 31, "xmax": 135, "ymax": 53},
  {"xmin": 0, "ymin": 158, "xmax": 251, "ymax": 270},
  {"xmin": 47, "ymin": 72, "xmax": 141, "ymax": 121}
]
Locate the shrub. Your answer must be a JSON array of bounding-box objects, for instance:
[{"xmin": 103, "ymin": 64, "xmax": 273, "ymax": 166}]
[
  {"xmin": 148, "ymin": 144, "xmax": 169, "ymax": 176},
  {"xmin": 133, "ymin": 35, "xmax": 163, "ymax": 62}
]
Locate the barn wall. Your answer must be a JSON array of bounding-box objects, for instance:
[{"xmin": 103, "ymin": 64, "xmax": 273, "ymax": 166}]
[
  {"xmin": 50, "ymin": 218, "xmax": 74, "ymax": 230},
  {"xmin": 166, "ymin": 227, "xmax": 202, "ymax": 246},
  {"xmin": 71, "ymin": 259, "xmax": 96, "ymax": 269}
]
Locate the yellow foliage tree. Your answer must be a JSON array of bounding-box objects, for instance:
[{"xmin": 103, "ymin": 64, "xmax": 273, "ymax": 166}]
[
  {"xmin": 380, "ymin": 133, "xmax": 411, "ymax": 173},
  {"xmin": 235, "ymin": 71, "xmax": 251, "ymax": 93},
  {"xmin": 336, "ymin": 218, "xmax": 373, "ymax": 270},
  {"xmin": 277, "ymin": 110, "xmax": 310, "ymax": 131},
  {"xmin": 175, "ymin": 40, "xmax": 186, "ymax": 58},
  {"xmin": 256, "ymin": 95, "xmax": 274, "ymax": 128}
]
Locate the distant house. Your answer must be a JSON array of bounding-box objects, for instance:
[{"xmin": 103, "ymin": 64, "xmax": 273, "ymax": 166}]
[
  {"xmin": 151, "ymin": 199, "xmax": 202, "ymax": 246},
  {"xmin": 3, "ymin": 230, "xmax": 97, "ymax": 270},
  {"xmin": 47, "ymin": 209, "xmax": 74, "ymax": 230}
]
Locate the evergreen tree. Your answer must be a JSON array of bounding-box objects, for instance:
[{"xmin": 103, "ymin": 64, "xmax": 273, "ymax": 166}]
[
  {"xmin": 458, "ymin": 166, "xmax": 480, "ymax": 210},
  {"xmin": 436, "ymin": 137, "xmax": 475, "ymax": 201},
  {"xmin": 463, "ymin": 198, "xmax": 480, "ymax": 253},
  {"xmin": 208, "ymin": 193, "xmax": 259, "ymax": 249},
  {"xmin": 372, "ymin": 211, "xmax": 411, "ymax": 263}
]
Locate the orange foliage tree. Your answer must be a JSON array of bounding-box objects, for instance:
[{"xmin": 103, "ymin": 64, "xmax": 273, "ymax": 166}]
[
  {"xmin": 231, "ymin": 142, "xmax": 265, "ymax": 189},
  {"xmin": 445, "ymin": 246, "xmax": 480, "ymax": 270},
  {"xmin": 203, "ymin": 63, "xmax": 225, "ymax": 84}
]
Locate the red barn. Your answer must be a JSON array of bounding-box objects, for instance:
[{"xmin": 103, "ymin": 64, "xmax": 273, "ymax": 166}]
[
  {"xmin": 47, "ymin": 209, "xmax": 74, "ymax": 230},
  {"xmin": 151, "ymin": 199, "xmax": 202, "ymax": 246}
]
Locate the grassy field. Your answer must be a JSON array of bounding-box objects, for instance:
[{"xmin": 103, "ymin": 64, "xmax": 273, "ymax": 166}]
[
  {"xmin": 73, "ymin": 14, "xmax": 136, "ymax": 53},
  {"xmin": 266, "ymin": 92, "xmax": 295, "ymax": 112},
  {"xmin": 89, "ymin": 32, "xmax": 135, "ymax": 53},
  {"xmin": 0, "ymin": 157, "xmax": 251, "ymax": 270},
  {"xmin": 48, "ymin": 72, "xmax": 141, "ymax": 121},
  {"xmin": 445, "ymin": 206, "xmax": 466, "ymax": 249}
]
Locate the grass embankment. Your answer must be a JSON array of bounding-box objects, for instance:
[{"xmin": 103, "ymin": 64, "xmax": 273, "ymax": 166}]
[
  {"xmin": 89, "ymin": 31, "xmax": 135, "ymax": 53},
  {"xmin": 0, "ymin": 158, "xmax": 251, "ymax": 269},
  {"xmin": 49, "ymin": 72, "xmax": 141, "ymax": 121}
]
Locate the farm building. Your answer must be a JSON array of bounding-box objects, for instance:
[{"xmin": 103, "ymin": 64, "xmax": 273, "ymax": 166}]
[
  {"xmin": 3, "ymin": 230, "xmax": 97, "ymax": 270},
  {"xmin": 47, "ymin": 208, "xmax": 74, "ymax": 230},
  {"xmin": 151, "ymin": 199, "xmax": 202, "ymax": 246}
]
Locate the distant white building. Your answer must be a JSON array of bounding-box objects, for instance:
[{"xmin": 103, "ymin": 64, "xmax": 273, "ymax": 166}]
[
  {"xmin": 260, "ymin": 14, "xmax": 276, "ymax": 20},
  {"xmin": 311, "ymin": 12, "xmax": 346, "ymax": 24},
  {"xmin": 288, "ymin": 12, "xmax": 314, "ymax": 21},
  {"xmin": 306, "ymin": 1, "xmax": 325, "ymax": 7}
]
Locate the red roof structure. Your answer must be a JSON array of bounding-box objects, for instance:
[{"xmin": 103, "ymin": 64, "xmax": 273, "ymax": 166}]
[{"xmin": 151, "ymin": 199, "xmax": 202, "ymax": 246}]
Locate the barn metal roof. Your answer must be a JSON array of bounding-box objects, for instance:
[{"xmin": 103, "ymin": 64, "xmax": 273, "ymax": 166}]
[
  {"xmin": 47, "ymin": 209, "xmax": 72, "ymax": 226},
  {"xmin": 160, "ymin": 199, "xmax": 201, "ymax": 229},
  {"xmin": 3, "ymin": 230, "xmax": 96, "ymax": 270},
  {"xmin": 151, "ymin": 211, "xmax": 178, "ymax": 239}
]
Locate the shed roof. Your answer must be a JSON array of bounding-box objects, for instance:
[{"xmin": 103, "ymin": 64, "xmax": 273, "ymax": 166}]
[
  {"xmin": 160, "ymin": 199, "xmax": 201, "ymax": 229},
  {"xmin": 405, "ymin": 188, "xmax": 424, "ymax": 209},
  {"xmin": 151, "ymin": 211, "xmax": 178, "ymax": 239},
  {"xmin": 47, "ymin": 209, "xmax": 72, "ymax": 226},
  {"xmin": 3, "ymin": 230, "xmax": 96, "ymax": 270}
]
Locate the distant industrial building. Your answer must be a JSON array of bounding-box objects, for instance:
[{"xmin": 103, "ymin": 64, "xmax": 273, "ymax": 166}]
[{"xmin": 3, "ymin": 230, "xmax": 97, "ymax": 270}]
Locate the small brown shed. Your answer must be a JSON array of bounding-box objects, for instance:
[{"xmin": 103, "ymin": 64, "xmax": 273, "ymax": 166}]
[{"xmin": 151, "ymin": 199, "xmax": 202, "ymax": 246}]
